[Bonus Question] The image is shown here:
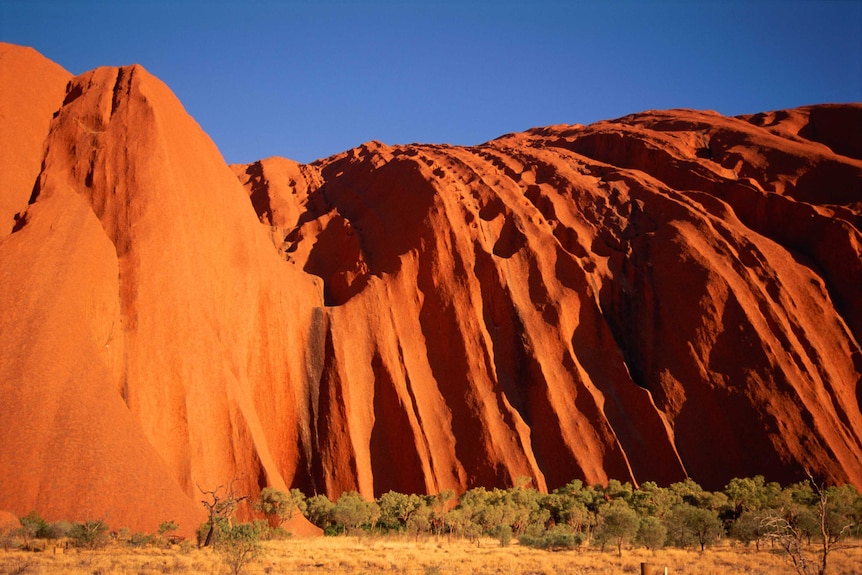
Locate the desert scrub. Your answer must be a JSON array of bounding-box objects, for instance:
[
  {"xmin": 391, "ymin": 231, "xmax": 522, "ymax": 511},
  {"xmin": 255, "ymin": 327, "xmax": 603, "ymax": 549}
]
[{"xmin": 1, "ymin": 537, "xmax": 862, "ymax": 574}]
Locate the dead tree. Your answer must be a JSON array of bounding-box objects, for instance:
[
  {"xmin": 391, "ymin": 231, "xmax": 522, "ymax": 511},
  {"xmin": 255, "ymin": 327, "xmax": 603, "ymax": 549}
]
[
  {"xmin": 198, "ymin": 477, "xmax": 249, "ymax": 548},
  {"xmin": 761, "ymin": 512, "xmax": 812, "ymax": 575},
  {"xmin": 810, "ymin": 475, "xmax": 855, "ymax": 575},
  {"xmin": 761, "ymin": 471, "xmax": 856, "ymax": 575}
]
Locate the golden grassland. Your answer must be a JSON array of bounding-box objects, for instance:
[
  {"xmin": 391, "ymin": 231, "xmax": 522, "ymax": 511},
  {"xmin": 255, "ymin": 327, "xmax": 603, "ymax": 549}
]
[{"xmin": 1, "ymin": 535, "xmax": 861, "ymax": 575}]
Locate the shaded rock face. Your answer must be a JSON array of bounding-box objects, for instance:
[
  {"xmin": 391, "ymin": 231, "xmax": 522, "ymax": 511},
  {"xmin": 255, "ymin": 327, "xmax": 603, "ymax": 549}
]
[
  {"xmin": 238, "ymin": 108, "xmax": 862, "ymax": 497},
  {"xmin": 1, "ymin": 43, "xmax": 860, "ymax": 532}
]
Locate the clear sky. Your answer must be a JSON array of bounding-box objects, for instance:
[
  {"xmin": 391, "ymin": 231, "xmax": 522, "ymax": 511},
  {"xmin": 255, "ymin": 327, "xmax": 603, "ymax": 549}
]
[{"xmin": 2, "ymin": 0, "xmax": 860, "ymax": 164}]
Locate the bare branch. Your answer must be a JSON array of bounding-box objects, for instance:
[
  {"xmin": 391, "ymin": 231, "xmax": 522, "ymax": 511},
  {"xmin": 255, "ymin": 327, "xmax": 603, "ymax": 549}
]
[{"xmin": 196, "ymin": 477, "xmax": 249, "ymax": 548}]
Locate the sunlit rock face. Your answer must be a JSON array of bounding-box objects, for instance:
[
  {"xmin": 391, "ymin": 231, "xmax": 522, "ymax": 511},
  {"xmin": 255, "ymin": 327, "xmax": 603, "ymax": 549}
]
[
  {"xmin": 1, "ymin": 42, "xmax": 860, "ymax": 533},
  {"xmin": 0, "ymin": 44, "xmax": 323, "ymax": 535}
]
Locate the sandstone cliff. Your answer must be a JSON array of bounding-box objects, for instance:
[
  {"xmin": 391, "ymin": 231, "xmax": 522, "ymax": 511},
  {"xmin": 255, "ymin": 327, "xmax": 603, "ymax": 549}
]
[
  {"xmin": 0, "ymin": 43, "xmax": 71, "ymax": 237},
  {"xmin": 235, "ymin": 106, "xmax": 862, "ymax": 498},
  {"xmin": 0, "ymin": 44, "xmax": 324, "ymax": 534},
  {"xmin": 1, "ymin": 43, "xmax": 860, "ymax": 533}
]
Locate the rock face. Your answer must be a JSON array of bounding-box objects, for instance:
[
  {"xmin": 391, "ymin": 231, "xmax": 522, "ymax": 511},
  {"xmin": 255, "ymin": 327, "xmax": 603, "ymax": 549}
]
[
  {"xmin": 1, "ymin": 43, "xmax": 860, "ymax": 532},
  {"xmin": 0, "ymin": 44, "xmax": 324, "ymax": 535},
  {"xmin": 0, "ymin": 43, "xmax": 71, "ymax": 237}
]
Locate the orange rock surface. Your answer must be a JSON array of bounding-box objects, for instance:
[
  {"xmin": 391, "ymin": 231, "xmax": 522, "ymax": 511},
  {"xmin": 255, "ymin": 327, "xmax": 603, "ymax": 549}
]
[
  {"xmin": 0, "ymin": 511, "xmax": 17, "ymax": 532},
  {"xmin": 0, "ymin": 44, "xmax": 323, "ymax": 535},
  {"xmin": 0, "ymin": 44, "xmax": 71, "ymax": 237},
  {"xmin": 1, "ymin": 43, "xmax": 860, "ymax": 533}
]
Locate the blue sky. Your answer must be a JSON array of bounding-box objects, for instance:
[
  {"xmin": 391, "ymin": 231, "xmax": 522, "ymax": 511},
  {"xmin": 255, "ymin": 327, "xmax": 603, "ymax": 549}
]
[{"xmin": 2, "ymin": 1, "xmax": 860, "ymax": 164}]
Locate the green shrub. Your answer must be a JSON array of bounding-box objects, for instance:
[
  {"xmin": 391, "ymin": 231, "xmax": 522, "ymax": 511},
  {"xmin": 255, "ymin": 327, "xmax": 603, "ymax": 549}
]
[
  {"xmin": 216, "ymin": 522, "xmax": 264, "ymax": 575},
  {"xmin": 519, "ymin": 525, "xmax": 582, "ymax": 550},
  {"xmin": 47, "ymin": 520, "xmax": 73, "ymax": 539},
  {"xmin": 492, "ymin": 524, "xmax": 513, "ymax": 547},
  {"xmin": 665, "ymin": 504, "xmax": 723, "ymax": 550},
  {"xmin": 69, "ymin": 520, "xmax": 109, "ymax": 549},
  {"xmin": 594, "ymin": 500, "xmax": 640, "ymax": 556},
  {"xmin": 304, "ymin": 494, "xmax": 335, "ymax": 530},
  {"xmin": 635, "ymin": 516, "xmax": 666, "ymax": 550},
  {"xmin": 256, "ymin": 487, "xmax": 306, "ymax": 528},
  {"xmin": 127, "ymin": 532, "xmax": 155, "ymax": 547},
  {"xmin": 158, "ymin": 520, "xmax": 179, "ymax": 536},
  {"xmin": 331, "ymin": 491, "xmax": 380, "ymax": 534}
]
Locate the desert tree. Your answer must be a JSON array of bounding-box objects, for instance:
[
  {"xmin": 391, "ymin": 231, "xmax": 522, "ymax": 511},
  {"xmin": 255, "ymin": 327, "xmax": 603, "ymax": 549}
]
[
  {"xmin": 519, "ymin": 524, "xmax": 583, "ymax": 550},
  {"xmin": 668, "ymin": 478, "xmax": 728, "ymax": 510},
  {"xmin": 761, "ymin": 473, "xmax": 859, "ymax": 575},
  {"xmin": 377, "ymin": 491, "xmax": 423, "ymax": 531},
  {"xmin": 16, "ymin": 511, "xmax": 47, "ymax": 550},
  {"xmin": 665, "ymin": 503, "xmax": 723, "ymax": 551},
  {"xmin": 602, "ymin": 479, "xmax": 634, "ymax": 503},
  {"xmin": 453, "ymin": 487, "xmax": 515, "ymax": 545},
  {"xmin": 444, "ymin": 506, "xmax": 481, "ymax": 543},
  {"xmin": 255, "ymin": 487, "xmax": 306, "ymax": 528},
  {"xmin": 69, "ymin": 519, "xmax": 109, "ymax": 549},
  {"xmin": 303, "ymin": 494, "xmax": 335, "ymax": 531},
  {"xmin": 761, "ymin": 509, "xmax": 812, "ymax": 575},
  {"xmin": 724, "ymin": 475, "xmax": 781, "ymax": 518},
  {"xmin": 423, "ymin": 489, "xmax": 455, "ymax": 536},
  {"xmin": 594, "ymin": 499, "xmax": 640, "ymax": 556},
  {"xmin": 684, "ymin": 506, "xmax": 724, "ymax": 551},
  {"xmin": 502, "ymin": 483, "xmax": 548, "ymax": 537},
  {"xmin": 730, "ymin": 509, "xmax": 771, "ymax": 550},
  {"xmin": 158, "ymin": 520, "xmax": 179, "ymax": 536},
  {"xmin": 197, "ymin": 477, "xmax": 249, "ymax": 547},
  {"xmin": 216, "ymin": 521, "xmax": 263, "ymax": 575},
  {"xmin": 635, "ymin": 515, "xmax": 667, "ymax": 551},
  {"xmin": 331, "ymin": 491, "xmax": 380, "ymax": 535},
  {"xmin": 546, "ymin": 479, "xmax": 603, "ymax": 542},
  {"xmin": 629, "ymin": 481, "xmax": 677, "ymax": 520},
  {"xmin": 543, "ymin": 491, "xmax": 589, "ymax": 534},
  {"xmin": 405, "ymin": 504, "xmax": 433, "ymax": 539}
]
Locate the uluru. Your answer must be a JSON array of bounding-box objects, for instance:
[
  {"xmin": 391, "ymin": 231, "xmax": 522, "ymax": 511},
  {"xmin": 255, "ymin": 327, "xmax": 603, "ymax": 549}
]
[{"xmin": 0, "ymin": 42, "xmax": 860, "ymax": 536}]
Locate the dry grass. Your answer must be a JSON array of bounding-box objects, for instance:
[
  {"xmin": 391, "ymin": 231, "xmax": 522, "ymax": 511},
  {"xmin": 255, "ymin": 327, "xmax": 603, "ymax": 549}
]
[{"xmin": 1, "ymin": 536, "xmax": 860, "ymax": 575}]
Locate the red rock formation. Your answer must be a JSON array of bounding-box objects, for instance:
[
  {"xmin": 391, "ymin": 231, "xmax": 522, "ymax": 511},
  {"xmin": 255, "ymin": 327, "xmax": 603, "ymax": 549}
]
[
  {"xmin": 0, "ymin": 43, "xmax": 71, "ymax": 237},
  {"xmin": 0, "ymin": 511, "xmax": 17, "ymax": 532},
  {"xmin": 0, "ymin": 46, "xmax": 323, "ymax": 535},
  {"xmin": 240, "ymin": 107, "xmax": 862, "ymax": 494},
  {"xmin": 0, "ymin": 43, "xmax": 860, "ymax": 534}
]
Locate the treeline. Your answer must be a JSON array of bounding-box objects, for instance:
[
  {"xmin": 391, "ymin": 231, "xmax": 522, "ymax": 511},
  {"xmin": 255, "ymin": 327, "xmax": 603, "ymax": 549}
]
[
  {"xmin": 283, "ymin": 475, "xmax": 861, "ymax": 574},
  {"xmin": 280, "ymin": 476, "xmax": 862, "ymax": 556},
  {"xmin": 4, "ymin": 476, "xmax": 860, "ymax": 561}
]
